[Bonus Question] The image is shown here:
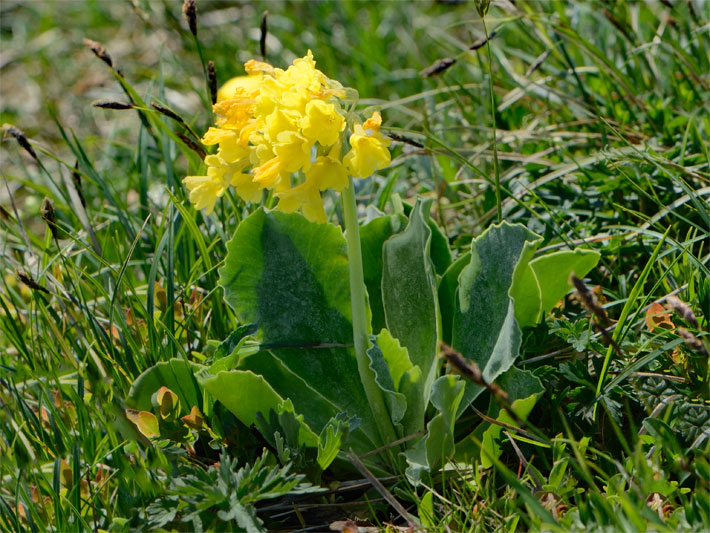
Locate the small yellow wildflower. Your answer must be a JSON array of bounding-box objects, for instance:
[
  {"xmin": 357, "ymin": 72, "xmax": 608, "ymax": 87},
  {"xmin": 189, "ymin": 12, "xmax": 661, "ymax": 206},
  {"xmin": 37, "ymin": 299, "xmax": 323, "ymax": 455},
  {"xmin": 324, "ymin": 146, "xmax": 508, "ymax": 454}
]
[
  {"xmin": 343, "ymin": 112, "xmax": 391, "ymax": 179},
  {"xmin": 301, "ymin": 100, "xmax": 345, "ymax": 147}
]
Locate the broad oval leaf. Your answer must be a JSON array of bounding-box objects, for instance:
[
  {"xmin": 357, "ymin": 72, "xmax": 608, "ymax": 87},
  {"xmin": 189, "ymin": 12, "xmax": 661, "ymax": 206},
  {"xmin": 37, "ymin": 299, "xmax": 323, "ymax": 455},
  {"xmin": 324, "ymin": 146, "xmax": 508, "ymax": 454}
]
[
  {"xmin": 218, "ymin": 208, "xmax": 379, "ymax": 448},
  {"xmin": 453, "ymin": 222, "xmax": 542, "ymax": 408}
]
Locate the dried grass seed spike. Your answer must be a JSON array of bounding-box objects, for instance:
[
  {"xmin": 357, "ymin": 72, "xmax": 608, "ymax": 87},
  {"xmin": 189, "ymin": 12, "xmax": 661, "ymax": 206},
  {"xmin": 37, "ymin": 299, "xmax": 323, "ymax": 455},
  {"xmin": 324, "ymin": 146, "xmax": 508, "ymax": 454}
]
[
  {"xmin": 260, "ymin": 11, "xmax": 268, "ymax": 60},
  {"xmin": 678, "ymin": 327, "xmax": 708, "ymax": 357},
  {"xmin": 92, "ymin": 100, "xmax": 134, "ymax": 110},
  {"xmin": 41, "ymin": 197, "xmax": 58, "ymax": 239},
  {"xmin": 3, "ymin": 124, "xmax": 39, "ymax": 161},
  {"xmin": 207, "ymin": 61, "xmax": 217, "ymax": 105},
  {"xmin": 182, "ymin": 0, "xmax": 197, "ymax": 37},
  {"xmin": 665, "ymin": 295, "xmax": 699, "ymax": 329},
  {"xmin": 17, "ymin": 270, "xmax": 50, "ymax": 294},
  {"xmin": 72, "ymin": 160, "xmax": 87, "ymax": 208},
  {"xmin": 419, "ymin": 57, "xmax": 457, "ymax": 78},
  {"xmin": 177, "ymin": 133, "xmax": 207, "ymax": 159},
  {"xmin": 82, "ymin": 37, "xmax": 113, "ymax": 68}
]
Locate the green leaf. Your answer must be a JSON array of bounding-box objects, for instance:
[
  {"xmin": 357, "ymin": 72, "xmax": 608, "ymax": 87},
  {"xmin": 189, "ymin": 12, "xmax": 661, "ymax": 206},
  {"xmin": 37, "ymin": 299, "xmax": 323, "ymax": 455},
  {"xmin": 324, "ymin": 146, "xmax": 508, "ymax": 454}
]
[
  {"xmin": 125, "ymin": 410, "xmax": 160, "ymax": 439},
  {"xmin": 201, "ymin": 370, "xmax": 318, "ymax": 448},
  {"xmin": 127, "ymin": 358, "xmax": 203, "ymax": 412},
  {"xmin": 236, "ymin": 350, "xmax": 347, "ymax": 445},
  {"xmin": 360, "ymin": 214, "xmax": 406, "ymax": 334},
  {"xmin": 365, "ymin": 329, "xmax": 425, "ymax": 436},
  {"xmin": 480, "ymin": 367, "xmax": 543, "ymax": 468},
  {"xmin": 401, "ymin": 200, "xmax": 452, "ymax": 275},
  {"xmin": 438, "ymin": 252, "xmax": 470, "ymax": 345},
  {"xmin": 382, "ymin": 198, "xmax": 440, "ymax": 408},
  {"xmin": 512, "ymin": 249, "xmax": 601, "ymax": 329},
  {"xmin": 404, "ymin": 374, "xmax": 465, "ymax": 483},
  {"xmin": 427, "ymin": 215, "xmax": 453, "ymax": 275},
  {"xmin": 366, "ymin": 334, "xmax": 408, "ymax": 430},
  {"xmin": 219, "ymin": 208, "xmax": 378, "ymax": 448},
  {"xmin": 317, "ymin": 413, "xmax": 355, "ymax": 470},
  {"xmin": 453, "ymin": 222, "xmax": 542, "ymax": 408},
  {"xmin": 213, "ymin": 323, "xmax": 258, "ymax": 360}
]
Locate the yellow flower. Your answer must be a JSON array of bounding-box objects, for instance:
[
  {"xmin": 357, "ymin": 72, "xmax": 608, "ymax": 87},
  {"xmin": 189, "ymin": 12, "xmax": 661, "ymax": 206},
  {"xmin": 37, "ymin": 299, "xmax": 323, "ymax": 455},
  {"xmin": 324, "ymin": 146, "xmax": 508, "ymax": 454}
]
[
  {"xmin": 185, "ymin": 52, "xmax": 392, "ymax": 223},
  {"xmin": 301, "ymin": 100, "xmax": 345, "ymax": 147},
  {"xmin": 343, "ymin": 112, "xmax": 391, "ymax": 178},
  {"xmin": 217, "ymin": 75, "xmax": 262, "ymax": 102},
  {"xmin": 276, "ymin": 50, "xmax": 324, "ymax": 95},
  {"xmin": 273, "ymin": 131, "xmax": 312, "ymax": 172},
  {"xmin": 264, "ymin": 109, "xmax": 300, "ymax": 141},
  {"xmin": 276, "ymin": 181, "xmax": 327, "ymax": 223},
  {"xmin": 306, "ymin": 155, "xmax": 348, "ymax": 192},
  {"xmin": 183, "ymin": 155, "xmax": 229, "ymax": 215},
  {"xmin": 252, "ymin": 156, "xmax": 285, "ymax": 189},
  {"xmin": 184, "ymin": 154, "xmax": 261, "ymax": 215}
]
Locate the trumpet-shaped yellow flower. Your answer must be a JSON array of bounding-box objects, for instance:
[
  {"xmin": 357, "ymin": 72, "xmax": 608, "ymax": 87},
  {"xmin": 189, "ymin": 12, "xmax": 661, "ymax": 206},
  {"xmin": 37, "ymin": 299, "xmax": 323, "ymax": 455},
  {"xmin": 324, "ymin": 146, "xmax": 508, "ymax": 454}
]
[
  {"xmin": 273, "ymin": 131, "xmax": 312, "ymax": 172},
  {"xmin": 306, "ymin": 155, "xmax": 348, "ymax": 192},
  {"xmin": 252, "ymin": 156, "xmax": 285, "ymax": 189},
  {"xmin": 276, "ymin": 180, "xmax": 327, "ymax": 223},
  {"xmin": 185, "ymin": 51, "xmax": 391, "ymax": 222},
  {"xmin": 183, "ymin": 155, "xmax": 256, "ymax": 215},
  {"xmin": 343, "ymin": 112, "xmax": 391, "ymax": 178},
  {"xmin": 301, "ymin": 100, "xmax": 345, "ymax": 147}
]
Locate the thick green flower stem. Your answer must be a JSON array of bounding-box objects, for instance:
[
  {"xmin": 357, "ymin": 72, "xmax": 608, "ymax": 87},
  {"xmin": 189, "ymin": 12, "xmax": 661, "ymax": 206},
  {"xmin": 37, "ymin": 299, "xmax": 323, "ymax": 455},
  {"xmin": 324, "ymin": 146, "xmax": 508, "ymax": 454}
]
[{"xmin": 341, "ymin": 178, "xmax": 398, "ymax": 448}]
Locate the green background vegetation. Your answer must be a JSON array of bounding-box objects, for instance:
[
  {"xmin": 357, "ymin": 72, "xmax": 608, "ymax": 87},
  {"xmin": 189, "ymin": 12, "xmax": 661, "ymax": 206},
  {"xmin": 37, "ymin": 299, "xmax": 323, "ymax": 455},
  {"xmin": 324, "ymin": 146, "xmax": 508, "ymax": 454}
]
[{"xmin": 1, "ymin": 0, "xmax": 709, "ymax": 530}]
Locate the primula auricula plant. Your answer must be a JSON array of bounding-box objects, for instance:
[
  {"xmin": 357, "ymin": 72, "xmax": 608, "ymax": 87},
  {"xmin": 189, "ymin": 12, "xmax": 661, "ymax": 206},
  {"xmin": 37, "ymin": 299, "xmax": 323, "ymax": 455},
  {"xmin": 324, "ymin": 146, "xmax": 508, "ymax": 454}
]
[
  {"xmin": 183, "ymin": 50, "xmax": 391, "ymax": 223},
  {"xmin": 127, "ymin": 50, "xmax": 600, "ymax": 481}
]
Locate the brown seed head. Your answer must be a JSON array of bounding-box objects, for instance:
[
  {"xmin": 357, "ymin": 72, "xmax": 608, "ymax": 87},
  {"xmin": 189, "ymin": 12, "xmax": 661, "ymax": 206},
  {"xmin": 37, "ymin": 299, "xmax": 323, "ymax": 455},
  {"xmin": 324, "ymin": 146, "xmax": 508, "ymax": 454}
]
[
  {"xmin": 72, "ymin": 161, "xmax": 86, "ymax": 208},
  {"xmin": 17, "ymin": 270, "xmax": 50, "ymax": 294},
  {"xmin": 678, "ymin": 327, "xmax": 708, "ymax": 357},
  {"xmin": 3, "ymin": 124, "xmax": 38, "ymax": 161},
  {"xmin": 420, "ymin": 57, "xmax": 457, "ymax": 78},
  {"xmin": 82, "ymin": 38, "xmax": 113, "ymax": 68},
  {"xmin": 469, "ymin": 31, "xmax": 497, "ymax": 50},
  {"xmin": 41, "ymin": 197, "xmax": 59, "ymax": 239},
  {"xmin": 151, "ymin": 103, "xmax": 185, "ymax": 124},
  {"xmin": 260, "ymin": 11, "xmax": 268, "ymax": 60},
  {"xmin": 92, "ymin": 100, "xmax": 134, "ymax": 110},
  {"xmin": 177, "ymin": 133, "xmax": 207, "ymax": 159},
  {"xmin": 665, "ymin": 296, "xmax": 699, "ymax": 329},
  {"xmin": 207, "ymin": 61, "xmax": 217, "ymax": 105},
  {"xmin": 182, "ymin": 0, "xmax": 197, "ymax": 37}
]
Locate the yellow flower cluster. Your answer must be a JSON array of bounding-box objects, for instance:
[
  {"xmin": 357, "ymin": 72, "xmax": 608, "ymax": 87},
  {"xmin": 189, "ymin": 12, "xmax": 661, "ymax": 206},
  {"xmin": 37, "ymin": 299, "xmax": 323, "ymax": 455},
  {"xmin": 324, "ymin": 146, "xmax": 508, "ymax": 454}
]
[{"xmin": 183, "ymin": 51, "xmax": 391, "ymax": 222}]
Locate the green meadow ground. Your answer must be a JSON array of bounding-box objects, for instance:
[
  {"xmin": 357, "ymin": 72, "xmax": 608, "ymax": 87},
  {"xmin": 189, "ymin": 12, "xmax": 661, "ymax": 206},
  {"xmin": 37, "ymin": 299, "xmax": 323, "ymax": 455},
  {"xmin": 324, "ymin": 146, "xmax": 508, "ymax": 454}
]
[{"xmin": 1, "ymin": 0, "xmax": 709, "ymax": 531}]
